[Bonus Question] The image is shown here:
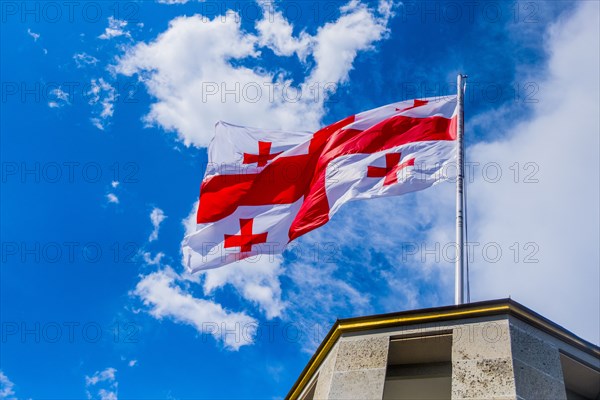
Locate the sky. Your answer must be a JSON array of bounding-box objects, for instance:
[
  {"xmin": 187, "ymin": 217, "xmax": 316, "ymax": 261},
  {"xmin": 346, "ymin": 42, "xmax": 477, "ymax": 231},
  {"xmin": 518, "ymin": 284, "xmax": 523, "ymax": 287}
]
[{"xmin": 1, "ymin": 0, "xmax": 599, "ymax": 398}]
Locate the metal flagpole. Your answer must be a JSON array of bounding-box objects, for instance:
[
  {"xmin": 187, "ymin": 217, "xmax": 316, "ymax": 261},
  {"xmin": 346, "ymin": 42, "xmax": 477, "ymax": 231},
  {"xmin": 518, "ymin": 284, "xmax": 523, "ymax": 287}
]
[{"xmin": 455, "ymin": 74, "xmax": 467, "ymax": 305}]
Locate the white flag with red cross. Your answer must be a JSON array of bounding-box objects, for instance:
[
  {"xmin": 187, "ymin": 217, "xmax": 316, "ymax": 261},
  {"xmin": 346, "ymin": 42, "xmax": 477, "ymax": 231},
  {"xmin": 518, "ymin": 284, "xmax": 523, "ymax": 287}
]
[{"xmin": 182, "ymin": 95, "xmax": 458, "ymax": 272}]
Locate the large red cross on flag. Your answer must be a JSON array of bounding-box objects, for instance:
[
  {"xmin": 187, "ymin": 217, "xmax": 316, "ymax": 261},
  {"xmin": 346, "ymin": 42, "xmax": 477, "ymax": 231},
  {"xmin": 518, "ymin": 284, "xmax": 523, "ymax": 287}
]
[
  {"xmin": 183, "ymin": 96, "xmax": 458, "ymax": 271},
  {"xmin": 224, "ymin": 218, "xmax": 268, "ymax": 252}
]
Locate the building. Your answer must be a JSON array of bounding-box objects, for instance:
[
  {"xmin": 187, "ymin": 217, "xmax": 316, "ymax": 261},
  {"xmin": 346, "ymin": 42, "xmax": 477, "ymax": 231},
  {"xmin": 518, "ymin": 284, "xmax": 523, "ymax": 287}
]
[{"xmin": 287, "ymin": 299, "xmax": 600, "ymax": 400}]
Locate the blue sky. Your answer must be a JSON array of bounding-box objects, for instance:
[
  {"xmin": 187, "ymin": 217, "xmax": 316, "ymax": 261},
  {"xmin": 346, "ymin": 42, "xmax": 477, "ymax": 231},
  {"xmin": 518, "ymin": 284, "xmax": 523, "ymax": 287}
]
[{"xmin": 1, "ymin": 1, "xmax": 599, "ymax": 398}]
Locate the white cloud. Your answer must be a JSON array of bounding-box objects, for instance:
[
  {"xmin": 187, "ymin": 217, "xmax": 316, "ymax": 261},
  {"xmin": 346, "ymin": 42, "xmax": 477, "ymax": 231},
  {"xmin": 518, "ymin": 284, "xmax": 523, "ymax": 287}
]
[
  {"xmin": 52, "ymin": 88, "xmax": 69, "ymax": 101},
  {"xmin": 111, "ymin": 180, "xmax": 120, "ymax": 188},
  {"xmin": 0, "ymin": 371, "xmax": 15, "ymax": 399},
  {"xmin": 255, "ymin": 4, "xmax": 312, "ymax": 60},
  {"xmin": 98, "ymin": 389, "xmax": 118, "ymax": 400},
  {"xmin": 135, "ymin": 211, "xmax": 260, "ymax": 351},
  {"xmin": 91, "ymin": 118, "xmax": 105, "ymax": 131},
  {"xmin": 47, "ymin": 87, "xmax": 70, "ymax": 108},
  {"xmin": 305, "ymin": 0, "xmax": 391, "ymax": 87},
  {"xmin": 149, "ymin": 207, "xmax": 167, "ymax": 242},
  {"xmin": 85, "ymin": 367, "xmax": 118, "ymax": 400},
  {"xmin": 377, "ymin": 0, "xmax": 396, "ymax": 19},
  {"xmin": 256, "ymin": 0, "xmax": 394, "ymax": 67},
  {"xmin": 88, "ymin": 79, "xmax": 116, "ymax": 118},
  {"xmin": 99, "ymin": 16, "xmax": 131, "ymax": 40},
  {"xmin": 127, "ymin": 360, "xmax": 137, "ymax": 367},
  {"xmin": 106, "ymin": 193, "xmax": 119, "ymax": 204},
  {"xmin": 27, "ymin": 28, "xmax": 40, "ymax": 41},
  {"xmin": 74, "ymin": 53, "xmax": 99, "ymax": 68},
  {"xmin": 202, "ymin": 256, "xmax": 286, "ymax": 319},
  {"xmin": 267, "ymin": 364, "xmax": 284, "ymax": 383},
  {"xmin": 142, "ymin": 251, "xmax": 165, "ymax": 266},
  {"xmin": 133, "ymin": 267, "xmax": 257, "ymax": 350},
  {"xmin": 88, "ymin": 78, "xmax": 117, "ymax": 130},
  {"xmin": 85, "ymin": 367, "xmax": 116, "ymax": 386},
  {"xmin": 115, "ymin": 0, "xmax": 394, "ymax": 147},
  {"xmin": 460, "ymin": 1, "xmax": 600, "ymax": 344}
]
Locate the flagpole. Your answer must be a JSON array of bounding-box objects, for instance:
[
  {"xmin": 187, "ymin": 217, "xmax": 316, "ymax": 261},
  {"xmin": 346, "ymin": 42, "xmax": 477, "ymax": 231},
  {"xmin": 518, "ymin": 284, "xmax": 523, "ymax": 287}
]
[{"xmin": 455, "ymin": 74, "xmax": 466, "ymax": 305}]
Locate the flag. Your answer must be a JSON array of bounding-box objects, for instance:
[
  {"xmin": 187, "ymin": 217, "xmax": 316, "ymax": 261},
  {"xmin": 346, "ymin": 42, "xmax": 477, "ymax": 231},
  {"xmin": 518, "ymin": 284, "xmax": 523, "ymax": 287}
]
[{"xmin": 183, "ymin": 95, "xmax": 458, "ymax": 272}]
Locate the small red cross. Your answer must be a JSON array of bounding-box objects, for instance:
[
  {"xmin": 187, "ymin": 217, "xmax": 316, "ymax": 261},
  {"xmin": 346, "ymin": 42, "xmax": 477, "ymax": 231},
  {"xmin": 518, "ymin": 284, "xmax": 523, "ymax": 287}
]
[
  {"xmin": 396, "ymin": 99, "xmax": 428, "ymax": 112},
  {"xmin": 367, "ymin": 152, "xmax": 415, "ymax": 186},
  {"xmin": 224, "ymin": 218, "xmax": 268, "ymax": 252},
  {"xmin": 243, "ymin": 141, "xmax": 282, "ymax": 167}
]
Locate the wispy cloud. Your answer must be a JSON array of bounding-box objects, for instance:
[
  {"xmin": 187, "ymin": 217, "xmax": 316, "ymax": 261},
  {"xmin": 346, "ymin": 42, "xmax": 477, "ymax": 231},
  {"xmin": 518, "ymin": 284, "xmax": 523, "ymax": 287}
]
[
  {"xmin": 106, "ymin": 193, "xmax": 119, "ymax": 204},
  {"xmin": 85, "ymin": 367, "xmax": 116, "ymax": 386},
  {"xmin": 85, "ymin": 367, "xmax": 118, "ymax": 400},
  {"xmin": 283, "ymin": 259, "xmax": 372, "ymax": 352},
  {"xmin": 202, "ymin": 256, "xmax": 286, "ymax": 320},
  {"xmin": 132, "ymin": 266, "xmax": 257, "ymax": 350},
  {"xmin": 0, "ymin": 371, "xmax": 16, "ymax": 399},
  {"xmin": 88, "ymin": 78, "xmax": 117, "ymax": 130},
  {"xmin": 47, "ymin": 87, "xmax": 70, "ymax": 108},
  {"xmin": 91, "ymin": 118, "xmax": 105, "ymax": 131},
  {"xmin": 133, "ymin": 221, "xmax": 258, "ymax": 351},
  {"xmin": 149, "ymin": 207, "xmax": 166, "ymax": 242},
  {"xmin": 255, "ymin": 3, "xmax": 312, "ymax": 60},
  {"xmin": 99, "ymin": 17, "xmax": 131, "ymax": 40},
  {"xmin": 27, "ymin": 28, "xmax": 40, "ymax": 41},
  {"xmin": 142, "ymin": 251, "xmax": 165, "ymax": 266},
  {"xmin": 74, "ymin": 53, "xmax": 99, "ymax": 68}
]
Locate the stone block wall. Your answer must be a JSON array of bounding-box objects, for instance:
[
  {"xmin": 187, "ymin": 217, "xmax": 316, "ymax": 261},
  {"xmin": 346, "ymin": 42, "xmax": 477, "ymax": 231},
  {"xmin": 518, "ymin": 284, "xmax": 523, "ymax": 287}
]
[
  {"xmin": 509, "ymin": 322, "xmax": 567, "ymax": 400},
  {"xmin": 326, "ymin": 336, "xmax": 389, "ymax": 400},
  {"xmin": 451, "ymin": 319, "xmax": 518, "ymax": 400}
]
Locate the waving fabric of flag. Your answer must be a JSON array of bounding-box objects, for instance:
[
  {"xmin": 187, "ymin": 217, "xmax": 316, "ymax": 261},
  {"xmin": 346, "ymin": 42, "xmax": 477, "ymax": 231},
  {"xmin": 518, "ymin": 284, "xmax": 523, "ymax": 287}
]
[{"xmin": 183, "ymin": 95, "xmax": 458, "ymax": 272}]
